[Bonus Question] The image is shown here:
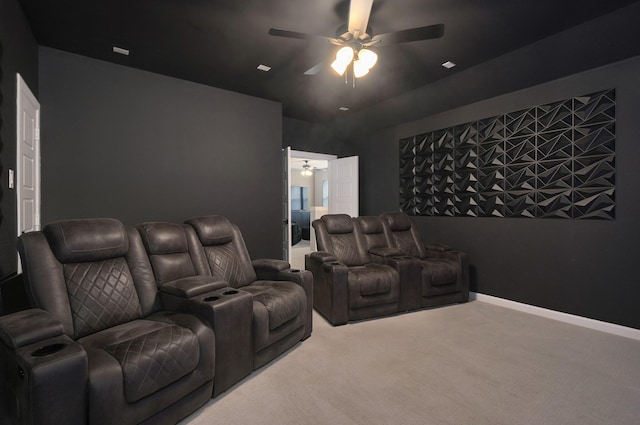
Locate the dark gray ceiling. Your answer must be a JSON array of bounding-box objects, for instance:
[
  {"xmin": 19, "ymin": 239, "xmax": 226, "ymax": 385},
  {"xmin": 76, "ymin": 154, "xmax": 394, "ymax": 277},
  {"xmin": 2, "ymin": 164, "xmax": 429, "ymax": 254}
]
[{"xmin": 19, "ymin": 0, "xmax": 640, "ymax": 122}]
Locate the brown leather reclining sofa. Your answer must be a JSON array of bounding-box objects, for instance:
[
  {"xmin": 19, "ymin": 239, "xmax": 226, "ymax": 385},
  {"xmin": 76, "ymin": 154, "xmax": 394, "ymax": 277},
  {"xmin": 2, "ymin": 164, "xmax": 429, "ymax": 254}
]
[
  {"xmin": 0, "ymin": 215, "xmax": 312, "ymax": 425},
  {"xmin": 307, "ymin": 212, "xmax": 468, "ymax": 325}
]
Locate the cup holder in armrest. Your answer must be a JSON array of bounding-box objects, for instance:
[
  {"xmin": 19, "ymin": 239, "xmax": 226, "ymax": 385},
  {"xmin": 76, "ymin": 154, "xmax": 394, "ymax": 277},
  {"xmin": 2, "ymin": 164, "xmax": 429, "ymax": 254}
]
[
  {"xmin": 329, "ymin": 262, "xmax": 342, "ymax": 266},
  {"xmin": 31, "ymin": 343, "xmax": 66, "ymax": 357},
  {"xmin": 203, "ymin": 289, "xmax": 243, "ymax": 302},
  {"xmin": 203, "ymin": 295, "xmax": 221, "ymax": 302},
  {"xmin": 290, "ymin": 269, "xmax": 302, "ymax": 273}
]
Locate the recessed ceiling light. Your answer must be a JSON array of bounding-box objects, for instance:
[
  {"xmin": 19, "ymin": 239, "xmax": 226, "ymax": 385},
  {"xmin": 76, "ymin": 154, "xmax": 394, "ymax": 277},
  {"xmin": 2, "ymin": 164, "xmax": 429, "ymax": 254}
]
[
  {"xmin": 442, "ymin": 61, "xmax": 456, "ymax": 69},
  {"xmin": 257, "ymin": 64, "xmax": 271, "ymax": 72},
  {"xmin": 113, "ymin": 46, "xmax": 130, "ymax": 56},
  {"xmin": 338, "ymin": 106, "xmax": 350, "ymax": 111}
]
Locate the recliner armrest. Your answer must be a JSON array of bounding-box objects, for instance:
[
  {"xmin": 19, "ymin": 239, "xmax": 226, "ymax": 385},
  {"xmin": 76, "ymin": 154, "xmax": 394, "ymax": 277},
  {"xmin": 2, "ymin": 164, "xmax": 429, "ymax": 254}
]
[
  {"xmin": 0, "ymin": 309, "xmax": 64, "ymax": 349},
  {"xmin": 0, "ymin": 332, "xmax": 88, "ymax": 425},
  {"xmin": 0, "ymin": 310, "xmax": 88, "ymax": 425},
  {"xmin": 159, "ymin": 276, "xmax": 228, "ymax": 298},
  {"xmin": 252, "ymin": 258, "xmax": 291, "ymax": 280},
  {"xmin": 252, "ymin": 258, "xmax": 290, "ymax": 271},
  {"xmin": 273, "ymin": 268, "xmax": 314, "ymax": 339},
  {"xmin": 308, "ymin": 251, "xmax": 337, "ymax": 263},
  {"xmin": 304, "ymin": 252, "xmax": 348, "ymax": 326},
  {"xmin": 425, "ymin": 243, "xmax": 453, "ymax": 252}
]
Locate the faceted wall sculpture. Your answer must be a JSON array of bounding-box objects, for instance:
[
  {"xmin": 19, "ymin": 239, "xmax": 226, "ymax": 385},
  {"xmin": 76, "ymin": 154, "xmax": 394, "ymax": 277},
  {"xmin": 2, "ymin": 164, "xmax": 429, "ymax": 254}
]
[{"xmin": 399, "ymin": 89, "xmax": 615, "ymax": 219}]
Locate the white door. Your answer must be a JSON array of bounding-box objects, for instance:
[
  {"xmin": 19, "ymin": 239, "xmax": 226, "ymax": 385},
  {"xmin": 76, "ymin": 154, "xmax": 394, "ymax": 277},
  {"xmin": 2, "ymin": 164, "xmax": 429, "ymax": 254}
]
[
  {"xmin": 282, "ymin": 147, "xmax": 292, "ymax": 261},
  {"xmin": 16, "ymin": 73, "xmax": 41, "ymax": 241},
  {"xmin": 329, "ymin": 156, "xmax": 359, "ymax": 217}
]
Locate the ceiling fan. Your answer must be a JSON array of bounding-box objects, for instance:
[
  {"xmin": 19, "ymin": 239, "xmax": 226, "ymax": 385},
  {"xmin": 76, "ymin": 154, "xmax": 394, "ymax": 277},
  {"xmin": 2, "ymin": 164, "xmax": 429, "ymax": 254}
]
[
  {"xmin": 301, "ymin": 160, "xmax": 314, "ymax": 176},
  {"xmin": 268, "ymin": 0, "xmax": 444, "ymax": 80}
]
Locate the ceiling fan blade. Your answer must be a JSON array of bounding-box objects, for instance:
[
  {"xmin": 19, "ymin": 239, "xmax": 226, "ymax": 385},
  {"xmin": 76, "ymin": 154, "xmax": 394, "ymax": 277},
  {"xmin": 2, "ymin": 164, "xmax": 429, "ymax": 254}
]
[
  {"xmin": 371, "ymin": 23, "xmax": 444, "ymax": 45},
  {"xmin": 348, "ymin": 0, "xmax": 374, "ymax": 38},
  {"xmin": 269, "ymin": 28, "xmax": 317, "ymax": 41},
  {"xmin": 269, "ymin": 28, "xmax": 340, "ymax": 46},
  {"xmin": 304, "ymin": 62, "xmax": 325, "ymax": 76}
]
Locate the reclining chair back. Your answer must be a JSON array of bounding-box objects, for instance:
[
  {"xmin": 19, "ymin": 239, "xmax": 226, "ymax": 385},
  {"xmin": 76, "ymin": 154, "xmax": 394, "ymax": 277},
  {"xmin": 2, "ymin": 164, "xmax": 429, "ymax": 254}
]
[
  {"xmin": 185, "ymin": 215, "xmax": 258, "ymax": 288},
  {"xmin": 137, "ymin": 222, "xmax": 209, "ymax": 285},
  {"xmin": 380, "ymin": 211, "xmax": 428, "ymax": 259},
  {"xmin": 19, "ymin": 218, "xmax": 157, "ymax": 339},
  {"xmin": 356, "ymin": 216, "xmax": 391, "ymax": 252},
  {"xmin": 314, "ymin": 214, "xmax": 370, "ymax": 266}
]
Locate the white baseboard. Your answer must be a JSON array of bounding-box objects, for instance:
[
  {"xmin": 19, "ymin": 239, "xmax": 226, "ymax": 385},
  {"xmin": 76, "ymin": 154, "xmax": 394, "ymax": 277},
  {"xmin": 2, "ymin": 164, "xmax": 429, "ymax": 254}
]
[{"xmin": 470, "ymin": 292, "xmax": 640, "ymax": 341}]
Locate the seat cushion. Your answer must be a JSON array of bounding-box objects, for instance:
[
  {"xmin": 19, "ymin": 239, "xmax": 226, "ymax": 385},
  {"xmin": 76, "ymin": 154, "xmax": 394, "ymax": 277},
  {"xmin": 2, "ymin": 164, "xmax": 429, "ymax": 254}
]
[
  {"xmin": 420, "ymin": 258, "xmax": 460, "ymax": 295},
  {"xmin": 242, "ymin": 281, "xmax": 304, "ymax": 330},
  {"xmin": 79, "ymin": 319, "xmax": 200, "ymax": 403},
  {"xmin": 347, "ymin": 264, "xmax": 399, "ymax": 309}
]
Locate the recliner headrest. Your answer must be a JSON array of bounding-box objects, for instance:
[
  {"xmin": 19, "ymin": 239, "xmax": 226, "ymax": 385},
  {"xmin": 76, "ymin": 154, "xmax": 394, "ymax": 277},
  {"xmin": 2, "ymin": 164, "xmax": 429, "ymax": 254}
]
[
  {"xmin": 137, "ymin": 222, "xmax": 188, "ymax": 255},
  {"xmin": 321, "ymin": 214, "xmax": 354, "ymax": 234},
  {"xmin": 185, "ymin": 215, "xmax": 234, "ymax": 246},
  {"xmin": 44, "ymin": 218, "xmax": 128, "ymax": 263},
  {"xmin": 382, "ymin": 212, "xmax": 413, "ymax": 231},
  {"xmin": 356, "ymin": 216, "xmax": 384, "ymax": 234}
]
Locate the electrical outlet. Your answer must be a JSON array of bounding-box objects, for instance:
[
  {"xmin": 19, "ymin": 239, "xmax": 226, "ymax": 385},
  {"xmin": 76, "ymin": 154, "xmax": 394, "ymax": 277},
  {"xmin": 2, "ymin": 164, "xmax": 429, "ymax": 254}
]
[{"xmin": 8, "ymin": 169, "xmax": 15, "ymax": 189}]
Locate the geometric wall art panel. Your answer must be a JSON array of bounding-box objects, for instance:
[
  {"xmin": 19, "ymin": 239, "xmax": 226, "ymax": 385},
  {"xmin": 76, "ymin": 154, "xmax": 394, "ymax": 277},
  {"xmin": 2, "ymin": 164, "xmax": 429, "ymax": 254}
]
[{"xmin": 399, "ymin": 89, "xmax": 615, "ymax": 219}]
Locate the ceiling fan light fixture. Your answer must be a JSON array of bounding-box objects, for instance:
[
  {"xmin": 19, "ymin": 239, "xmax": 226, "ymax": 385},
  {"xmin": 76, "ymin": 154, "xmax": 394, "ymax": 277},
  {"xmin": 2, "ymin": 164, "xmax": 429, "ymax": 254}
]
[
  {"xmin": 301, "ymin": 160, "xmax": 313, "ymax": 176},
  {"xmin": 331, "ymin": 46, "xmax": 354, "ymax": 76},
  {"xmin": 354, "ymin": 48, "xmax": 377, "ymax": 78},
  {"xmin": 358, "ymin": 49, "xmax": 378, "ymax": 68},
  {"xmin": 353, "ymin": 60, "xmax": 370, "ymax": 78}
]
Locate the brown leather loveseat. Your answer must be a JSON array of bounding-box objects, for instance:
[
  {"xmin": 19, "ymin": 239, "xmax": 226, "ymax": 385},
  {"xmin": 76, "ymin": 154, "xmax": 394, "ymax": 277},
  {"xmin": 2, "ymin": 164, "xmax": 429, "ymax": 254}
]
[{"xmin": 0, "ymin": 218, "xmax": 215, "ymax": 425}]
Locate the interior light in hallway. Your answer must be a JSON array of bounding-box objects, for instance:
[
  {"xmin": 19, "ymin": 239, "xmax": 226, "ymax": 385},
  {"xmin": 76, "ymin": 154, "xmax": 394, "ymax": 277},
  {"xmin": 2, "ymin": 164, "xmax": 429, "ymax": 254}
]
[{"xmin": 301, "ymin": 160, "xmax": 313, "ymax": 176}]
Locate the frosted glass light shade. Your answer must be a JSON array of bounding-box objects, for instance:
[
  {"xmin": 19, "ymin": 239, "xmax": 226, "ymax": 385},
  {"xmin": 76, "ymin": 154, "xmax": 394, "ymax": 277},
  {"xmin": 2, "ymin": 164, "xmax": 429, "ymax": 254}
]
[
  {"xmin": 354, "ymin": 49, "xmax": 378, "ymax": 78},
  {"xmin": 353, "ymin": 60, "xmax": 370, "ymax": 78},
  {"xmin": 331, "ymin": 46, "xmax": 354, "ymax": 76},
  {"xmin": 358, "ymin": 49, "xmax": 377, "ymax": 68}
]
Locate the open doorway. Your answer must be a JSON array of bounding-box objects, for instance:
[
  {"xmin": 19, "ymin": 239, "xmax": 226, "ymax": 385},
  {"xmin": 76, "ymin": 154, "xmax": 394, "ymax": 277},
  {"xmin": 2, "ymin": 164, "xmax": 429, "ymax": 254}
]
[
  {"xmin": 283, "ymin": 148, "xmax": 359, "ymax": 269},
  {"xmin": 288, "ymin": 150, "xmax": 333, "ymax": 270}
]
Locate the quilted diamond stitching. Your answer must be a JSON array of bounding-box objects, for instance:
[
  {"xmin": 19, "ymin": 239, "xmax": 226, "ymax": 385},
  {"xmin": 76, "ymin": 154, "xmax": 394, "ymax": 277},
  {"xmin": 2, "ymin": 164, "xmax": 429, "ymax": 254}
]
[
  {"xmin": 393, "ymin": 231, "xmax": 421, "ymax": 258},
  {"xmin": 64, "ymin": 258, "xmax": 141, "ymax": 338},
  {"xmin": 204, "ymin": 245, "xmax": 252, "ymax": 287},
  {"xmin": 330, "ymin": 234, "xmax": 365, "ymax": 266},
  {"xmin": 104, "ymin": 325, "xmax": 199, "ymax": 403}
]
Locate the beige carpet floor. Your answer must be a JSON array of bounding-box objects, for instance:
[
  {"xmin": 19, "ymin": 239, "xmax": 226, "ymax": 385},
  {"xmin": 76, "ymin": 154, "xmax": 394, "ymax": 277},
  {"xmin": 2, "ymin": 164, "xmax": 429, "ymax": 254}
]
[{"xmin": 181, "ymin": 301, "xmax": 640, "ymax": 425}]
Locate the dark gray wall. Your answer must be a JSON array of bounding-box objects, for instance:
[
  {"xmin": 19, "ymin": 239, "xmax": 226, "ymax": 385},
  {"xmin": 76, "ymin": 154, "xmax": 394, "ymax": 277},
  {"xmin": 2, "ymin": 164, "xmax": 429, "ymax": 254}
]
[
  {"xmin": 0, "ymin": 0, "xmax": 38, "ymax": 280},
  {"xmin": 39, "ymin": 47, "xmax": 283, "ymax": 259},
  {"xmin": 282, "ymin": 117, "xmax": 352, "ymax": 157},
  {"xmin": 352, "ymin": 54, "xmax": 640, "ymax": 330}
]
